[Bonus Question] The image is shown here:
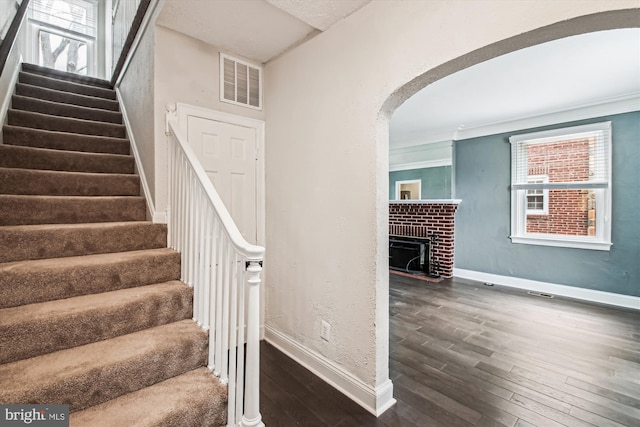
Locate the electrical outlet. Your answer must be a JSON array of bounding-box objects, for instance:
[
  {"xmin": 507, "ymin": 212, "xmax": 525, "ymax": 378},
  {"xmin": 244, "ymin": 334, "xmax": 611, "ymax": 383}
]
[{"xmin": 321, "ymin": 320, "xmax": 331, "ymax": 341}]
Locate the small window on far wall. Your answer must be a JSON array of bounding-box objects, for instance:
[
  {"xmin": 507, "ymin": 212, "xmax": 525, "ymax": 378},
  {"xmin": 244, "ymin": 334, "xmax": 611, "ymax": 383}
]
[
  {"xmin": 396, "ymin": 179, "xmax": 421, "ymax": 200},
  {"xmin": 509, "ymin": 121, "xmax": 612, "ymax": 251},
  {"xmin": 526, "ymin": 175, "xmax": 548, "ymax": 215}
]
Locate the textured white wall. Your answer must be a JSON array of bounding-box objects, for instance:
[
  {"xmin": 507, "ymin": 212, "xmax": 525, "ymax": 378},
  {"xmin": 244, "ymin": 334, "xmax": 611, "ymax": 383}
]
[
  {"xmin": 152, "ymin": 25, "xmax": 265, "ymax": 215},
  {"xmin": 118, "ymin": 24, "xmax": 156, "ymax": 206},
  {"xmin": 263, "ymin": 0, "xmax": 638, "ymax": 410}
]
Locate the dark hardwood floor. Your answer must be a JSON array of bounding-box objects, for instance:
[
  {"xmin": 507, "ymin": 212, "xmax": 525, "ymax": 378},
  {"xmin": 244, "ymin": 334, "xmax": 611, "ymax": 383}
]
[{"xmin": 260, "ymin": 274, "xmax": 640, "ymax": 426}]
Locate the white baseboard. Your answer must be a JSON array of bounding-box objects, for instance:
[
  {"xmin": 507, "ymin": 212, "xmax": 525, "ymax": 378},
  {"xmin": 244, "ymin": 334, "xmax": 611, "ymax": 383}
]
[
  {"xmin": 454, "ymin": 268, "xmax": 640, "ymax": 310},
  {"xmin": 264, "ymin": 326, "xmax": 396, "ymax": 416},
  {"xmin": 115, "ymin": 87, "xmax": 165, "ymax": 224}
]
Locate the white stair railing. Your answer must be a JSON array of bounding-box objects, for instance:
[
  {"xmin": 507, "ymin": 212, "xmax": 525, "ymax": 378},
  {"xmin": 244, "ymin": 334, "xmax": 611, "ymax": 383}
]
[{"xmin": 165, "ymin": 112, "xmax": 265, "ymax": 427}]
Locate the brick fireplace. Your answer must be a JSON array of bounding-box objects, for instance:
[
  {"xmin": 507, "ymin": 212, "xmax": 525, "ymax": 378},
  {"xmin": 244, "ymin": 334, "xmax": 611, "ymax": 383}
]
[{"xmin": 389, "ymin": 200, "xmax": 460, "ymax": 278}]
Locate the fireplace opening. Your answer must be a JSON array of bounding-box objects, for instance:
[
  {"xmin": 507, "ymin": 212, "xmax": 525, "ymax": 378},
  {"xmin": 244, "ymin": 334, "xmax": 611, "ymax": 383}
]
[{"xmin": 389, "ymin": 235, "xmax": 439, "ymax": 277}]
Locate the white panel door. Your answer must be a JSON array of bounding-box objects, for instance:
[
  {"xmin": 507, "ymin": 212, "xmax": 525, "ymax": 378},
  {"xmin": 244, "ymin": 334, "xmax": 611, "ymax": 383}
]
[{"xmin": 187, "ymin": 116, "xmax": 257, "ymax": 244}]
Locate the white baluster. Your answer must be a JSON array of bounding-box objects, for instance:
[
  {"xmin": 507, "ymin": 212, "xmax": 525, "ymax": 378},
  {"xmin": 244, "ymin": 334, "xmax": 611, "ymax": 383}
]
[
  {"xmin": 220, "ymin": 240, "xmax": 231, "ymax": 384},
  {"xmin": 213, "ymin": 224, "xmax": 224, "ymax": 376},
  {"xmin": 166, "ymin": 139, "xmax": 174, "ymax": 249},
  {"xmin": 202, "ymin": 203, "xmax": 212, "ymax": 330},
  {"xmin": 235, "ymin": 262, "xmax": 246, "ymax": 424},
  {"xmin": 227, "ymin": 253, "xmax": 239, "ymax": 426},
  {"xmin": 242, "ymin": 261, "xmax": 264, "ymax": 427},
  {"xmin": 193, "ymin": 187, "xmax": 202, "ymax": 324}
]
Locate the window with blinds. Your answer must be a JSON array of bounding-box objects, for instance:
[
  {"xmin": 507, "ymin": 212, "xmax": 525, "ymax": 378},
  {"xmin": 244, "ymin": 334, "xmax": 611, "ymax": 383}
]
[
  {"xmin": 220, "ymin": 53, "xmax": 262, "ymax": 110},
  {"xmin": 28, "ymin": 0, "xmax": 98, "ymax": 75},
  {"xmin": 509, "ymin": 121, "xmax": 612, "ymax": 251}
]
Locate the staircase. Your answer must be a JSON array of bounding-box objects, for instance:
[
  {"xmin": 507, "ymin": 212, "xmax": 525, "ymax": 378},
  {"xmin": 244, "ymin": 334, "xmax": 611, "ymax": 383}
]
[{"xmin": 0, "ymin": 64, "xmax": 227, "ymax": 426}]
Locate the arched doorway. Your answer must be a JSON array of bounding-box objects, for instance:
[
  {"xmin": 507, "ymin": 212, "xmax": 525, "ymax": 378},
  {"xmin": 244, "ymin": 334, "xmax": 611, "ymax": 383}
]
[{"xmin": 377, "ymin": 8, "xmax": 639, "ymax": 416}]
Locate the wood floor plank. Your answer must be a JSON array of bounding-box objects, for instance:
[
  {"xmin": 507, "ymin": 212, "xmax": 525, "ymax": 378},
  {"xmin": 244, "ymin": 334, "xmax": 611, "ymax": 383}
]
[{"xmin": 258, "ymin": 275, "xmax": 640, "ymax": 427}]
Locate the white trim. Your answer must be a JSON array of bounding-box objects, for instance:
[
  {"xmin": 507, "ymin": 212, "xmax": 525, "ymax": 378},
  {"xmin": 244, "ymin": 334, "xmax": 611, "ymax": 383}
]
[
  {"xmin": 264, "ymin": 326, "xmax": 396, "ymax": 416},
  {"xmin": 115, "ymin": 87, "xmax": 165, "ymax": 223},
  {"xmin": 174, "ymin": 102, "xmax": 266, "ymax": 249},
  {"xmin": 0, "ymin": 54, "xmax": 22, "ymax": 128},
  {"xmin": 456, "ymin": 93, "xmax": 639, "ymax": 142},
  {"xmin": 114, "ymin": 0, "xmax": 164, "ymax": 86},
  {"xmin": 510, "ymin": 235, "xmax": 612, "ymax": 251},
  {"xmin": 390, "ymin": 199, "xmax": 461, "ymax": 205},
  {"xmin": 453, "ymin": 268, "xmax": 640, "ymax": 311},
  {"xmin": 389, "ymin": 158, "xmax": 452, "ymax": 172}
]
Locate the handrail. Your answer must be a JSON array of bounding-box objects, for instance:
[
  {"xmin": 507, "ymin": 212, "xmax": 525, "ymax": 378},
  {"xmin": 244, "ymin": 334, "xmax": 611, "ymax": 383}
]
[
  {"xmin": 166, "ymin": 113, "xmax": 265, "ymax": 427},
  {"xmin": 0, "ymin": 0, "xmax": 29, "ymax": 76},
  {"xmin": 110, "ymin": 0, "xmax": 151, "ymax": 85},
  {"xmin": 167, "ymin": 120, "xmax": 265, "ymax": 260}
]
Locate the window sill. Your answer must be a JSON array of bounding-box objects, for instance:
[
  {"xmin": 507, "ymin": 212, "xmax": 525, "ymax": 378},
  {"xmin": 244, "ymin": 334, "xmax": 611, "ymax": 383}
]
[{"xmin": 510, "ymin": 235, "xmax": 612, "ymax": 251}]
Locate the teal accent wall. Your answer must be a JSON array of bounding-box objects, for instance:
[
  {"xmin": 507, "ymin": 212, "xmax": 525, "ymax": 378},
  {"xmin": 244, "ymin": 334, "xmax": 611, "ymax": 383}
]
[
  {"xmin": 453, "ymin": 111, "xmax": 640, "ymax": 297},
  {"xmin": 389, "ymin": 166, "xmax": 452, "ymax": 200}
]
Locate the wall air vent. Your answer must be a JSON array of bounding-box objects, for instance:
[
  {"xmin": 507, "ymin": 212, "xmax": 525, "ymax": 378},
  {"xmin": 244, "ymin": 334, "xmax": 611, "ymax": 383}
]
[{"xmin": 220, "ymin": 53, "xmax": 262, "ymax": 110}]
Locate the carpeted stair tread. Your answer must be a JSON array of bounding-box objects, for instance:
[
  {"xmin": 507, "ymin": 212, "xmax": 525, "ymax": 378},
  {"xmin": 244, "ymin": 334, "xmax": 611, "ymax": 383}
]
[
  {"xmin": 0, "ymin": 144, "xmax": 134, "ymax": 174},
  {"xmin": 12, "ymin": 94, "xmax": 123, "ymax": 124},
  {"xmin": 0, "ymin": 168, "xmax": 140, "ymax": 197},
  {"xmin": 2, "ymin": 125, "xmax": 130, "ymax": 155},
  {"xmin": 0, "ymin": 281, "xmax": 193, "ymax": 364},
  {"xmin": 8, "ymin": 110, "xmax": 126, "ymax": 138},
  {"xmin": 0, "ymin": 221, "xmax": 166, "ymax": 263},
  {"xmin": 0, "ymin": 248, "xmax": 180, "ymax": 308},
  {"xmin": 18, "ymin": 71, "xmax": 116, "ymax": 100},
  {"xmin": 0, "ymin": 65, "xmax": 227, "ymax": 426},
  {"xmin": 21, "ymin": 63, "xmax": 113, "ymax": 89},
  {"xmin": 0, "ymin": 195, "xmax": 146, "ymax": 226},
  {"xmin": 15, "ymin": 83, "xmax": 120, "ymax": 111},
  {"xmin": 0, "ymin": 247, "xmax": 181, "ymax": 309},
  {"xmin": 70, "ymin": 367, "xmax": 227, "ymax": 427},
  {"xmin": 0, "ymin": 320, "xmax": 208, "ymax": 412}
]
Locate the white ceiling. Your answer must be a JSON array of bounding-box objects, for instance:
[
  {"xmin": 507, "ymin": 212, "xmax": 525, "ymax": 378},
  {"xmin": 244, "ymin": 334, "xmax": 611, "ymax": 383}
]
[
  {"xmin": 155, "ymin": 3, "xmax": 638, "ymax": 150},
  {"xmin": 390, "ymin": 29, "xmax": 640, "ymax": 148},
  {"xmin": 156, "ymin": 0, "xmax": 372, "ymax": 63}
]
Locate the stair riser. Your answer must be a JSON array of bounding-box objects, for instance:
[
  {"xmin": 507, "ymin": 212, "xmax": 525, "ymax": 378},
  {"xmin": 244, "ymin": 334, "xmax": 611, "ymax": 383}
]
[
  {"xmin": 0, "ymin": 250, "xmax": 181, "ymax": 308},
  {"xmin": 0, "ymin": 321, "xmax": 208, "ymax": 412},
  {"xmin": 0, "ymin": 145, "xmax": 134, "ymax": 174},
  {"xmin": 2, "ymin": 125, "xmax": 130, "ymax": 155},
  {"xmin": 0, "ymin": 222, "xmax": 166, "ymax": 263},
  {"xmin": 0, "ymin": 195, "xmax": 146, "ymax": 226},
  {"xmin": 21, "ymin": 63, "xmax": 113, "ymax": 89},
  {"xmin": 19, "ymin": 72, "xmax": 116, "ymax": 100},
  {"xmin": 0, "ymin": 283, "xmax": 193, "ymax": 364},
  {"xmin": 12, "ymin": 95, "xmax": 123, "ymax": 124},
  {"xmin": 15, "ymin": 83, "xmax": 120, "ymax": 111},
  {"xmin": 8, "ymin": 110, "xmax": 126, "ymax": 138},
  {"xmin": 0, "ymin": 168, "xmax": 140, "ymax": 198}
]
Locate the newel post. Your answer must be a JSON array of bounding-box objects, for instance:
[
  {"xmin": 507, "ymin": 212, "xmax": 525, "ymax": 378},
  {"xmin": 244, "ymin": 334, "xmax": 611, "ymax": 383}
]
[{"xmin": 242, "ymin": 260, "xmax": 264, "ymax": 427}]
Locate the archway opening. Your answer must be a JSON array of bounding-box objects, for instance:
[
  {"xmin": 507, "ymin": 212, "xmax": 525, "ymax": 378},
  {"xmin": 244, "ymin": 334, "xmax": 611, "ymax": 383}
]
[{"xmin": 376, "ymin": 9, "xmax": 639, "ymax": 418}]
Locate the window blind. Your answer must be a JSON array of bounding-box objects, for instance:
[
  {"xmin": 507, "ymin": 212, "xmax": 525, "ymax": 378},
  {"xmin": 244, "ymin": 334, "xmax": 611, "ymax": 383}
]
[
  {"xmin": 30, "ymin": 0, "xmax": 97, "ymax": 37},
  {"xmin": 510, "ymin": 122, "xmax": 611, "ymax": 191}
]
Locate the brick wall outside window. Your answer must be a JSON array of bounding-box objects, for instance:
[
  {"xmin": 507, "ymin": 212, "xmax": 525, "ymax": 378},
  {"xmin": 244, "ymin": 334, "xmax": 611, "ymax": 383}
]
[
  {"xmin": 389, "ymin": 202, "xmax": 459, "ymax": 278},
  {"xmin": 526, "ymin": 138, "xmax": 596, "ymax": 236}
]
